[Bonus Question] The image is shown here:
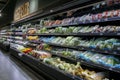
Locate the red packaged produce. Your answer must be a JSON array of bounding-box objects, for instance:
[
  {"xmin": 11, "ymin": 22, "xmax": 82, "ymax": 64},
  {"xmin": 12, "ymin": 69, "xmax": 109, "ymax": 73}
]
[
  {"xmin": 58, "ymin": 20, "xmax": 62, "ymax": 25},
  {"xmin": 53, "ymin": 20, "xmax": 57, "ymax": 25},
  {"xmin": 54, "ymin": 20, "xmax": 62, "ymax": 25},
  {"xmin": 102, "ymin": 11, "xmax": 108, "ymax": 18},
  {"xmin": 118, "ymin": 10, "xmax": 120, "ymax": 16},
  {"xmin": 48, "ymin": 21, "xmax": 54, "ymax": 26},
  {"xmin": 113, "ymin": 10, "xmax": 119, "ymax": 16},
  {"xmin": 98, "ymin": 13, "xmax": 102, "ymax": 19},
  {"xmin": 51, "ymin": 21, "xmax": 56, "ymax": 25}
]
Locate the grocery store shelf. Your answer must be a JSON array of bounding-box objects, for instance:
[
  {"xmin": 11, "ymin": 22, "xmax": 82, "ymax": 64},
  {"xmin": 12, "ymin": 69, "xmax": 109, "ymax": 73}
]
[
  {"xmin": 78, "ymin": 46, "xmax": 120, "ymax": 56},
  {"xmin": 46, "ymin": 42, "xmax": 80, "ymax": 50},
  {"xmin": 44, "ymin": 42, "xmax": 120, "ymax": 56},
  {"xmin": 10, "ymin": 47, "xmax": 83, "ymax": 80},
  {"xmin": 79, "ymin": 59, "xmax": 120, "ymax": 73},
  {"xmin": 49, "ymin": 51, "xmax": 120, "ymax": 74},
  {"xmin": 42, "ymin": 16, "xmax": 120, "ymax": 29},
  {"xmin": 13, "ymin": 39, "xmax": 120, "ymax": 56},
  {"xmin": 27, "ymin": 32, "xmax": 120, "ymax": 37},
  {"xmin": 80, "ymin": 16, "xmax": 120, "ymax": 25},
  {"xmin": 7, "ymin": 38, "xmax": 120, "ymax": 56},
  {"xmin": 39, "ymin": 61, "xmax": 83, "ymax": 80},
  {"xmin": 9, "ymin": 45, "xmax": 120, "ymax": 79}
]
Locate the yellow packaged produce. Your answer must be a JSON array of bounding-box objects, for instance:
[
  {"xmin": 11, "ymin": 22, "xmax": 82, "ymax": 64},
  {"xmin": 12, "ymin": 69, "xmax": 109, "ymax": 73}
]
[{"xmin": 27, "ymin": 36, "xmax": 38, "ymax": 40}]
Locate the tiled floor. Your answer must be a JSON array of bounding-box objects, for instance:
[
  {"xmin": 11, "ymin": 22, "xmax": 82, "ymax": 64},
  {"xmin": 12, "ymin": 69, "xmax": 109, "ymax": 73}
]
[{"xmin": 0, "ymin": 50, "xmax": 45, "ymax": 80}]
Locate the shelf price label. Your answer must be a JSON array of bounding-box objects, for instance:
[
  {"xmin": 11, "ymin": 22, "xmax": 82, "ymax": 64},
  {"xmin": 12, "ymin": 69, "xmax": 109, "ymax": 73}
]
[{"xmin": 18, "ymin": 53, "xmax": 23, "ymax": 57}]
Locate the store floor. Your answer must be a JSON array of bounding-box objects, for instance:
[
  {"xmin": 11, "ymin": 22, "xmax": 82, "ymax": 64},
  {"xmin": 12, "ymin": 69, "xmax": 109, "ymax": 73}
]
[{"xmin": 0, "ymin": 50, "xmax": 45, "ymax": 80}]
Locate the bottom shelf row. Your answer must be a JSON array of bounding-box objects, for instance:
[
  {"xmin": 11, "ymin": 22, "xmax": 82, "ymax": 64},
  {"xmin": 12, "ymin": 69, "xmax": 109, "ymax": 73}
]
[{"xmin": 8, "ymin": 43, "xmax": 120, "ymax": 80}]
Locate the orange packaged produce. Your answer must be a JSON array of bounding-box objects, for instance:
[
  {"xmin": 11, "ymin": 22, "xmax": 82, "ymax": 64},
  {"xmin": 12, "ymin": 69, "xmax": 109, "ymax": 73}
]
[{"xmin": 21, "ymin": 48, "xmax": 32, "ymax": 54}]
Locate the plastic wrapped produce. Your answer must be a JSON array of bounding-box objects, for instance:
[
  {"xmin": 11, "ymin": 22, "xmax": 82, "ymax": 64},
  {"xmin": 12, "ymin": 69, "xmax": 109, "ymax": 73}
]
[
  {"xmin": 64, "ymin": 36, "xmax": 74, "ymax": 44},
  {"xmin": 113, "ymin": 10, "xmax": 120, "ymax": 17},
  {"xmin": 99, "ymin": 56, "xmax": 120, "ymax": 67},
  {"xmin": 66, "ymin": 27, "xmax": 75, "ymax": 33},
  {"xmin": 80, "ymin": 52, "xmax": 94, "ymax": 61},
  {"xmin": 51, "ymin": 37, "xmax": 63, "ymax": 44},
  {"xmin": 68, "ymin": 37, "xmax": 80, "ymax": 46},
  {"xmin": 43, "ymin": 57, "xmax": 108, "ymax": 80},
  {"xmin": 55, "ymin": 27, "xmax": 63, "ymax": 33},
  {"xmin": 73, "ymin": 17, "xmax": 80, "ymax": 24},
  {"xmin": 73, "ymin": 27, "xmax": 82, "ymax": 33},
  {"xmin": 89, "ymin": 54, "xmax": 103, "ymax": 63}
]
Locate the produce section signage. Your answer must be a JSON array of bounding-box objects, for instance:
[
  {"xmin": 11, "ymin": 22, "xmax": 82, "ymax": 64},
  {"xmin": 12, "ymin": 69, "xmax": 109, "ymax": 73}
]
[{"xmin": 14, "ymin": 2, "xmax": 30, "ymax": 21}]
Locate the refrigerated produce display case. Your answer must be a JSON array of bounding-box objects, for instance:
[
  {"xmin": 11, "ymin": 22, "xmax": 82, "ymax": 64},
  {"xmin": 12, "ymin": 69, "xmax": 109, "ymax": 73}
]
[{"xmin": 0, "ymin": 0, "xmax": 120, "ymax": 80}]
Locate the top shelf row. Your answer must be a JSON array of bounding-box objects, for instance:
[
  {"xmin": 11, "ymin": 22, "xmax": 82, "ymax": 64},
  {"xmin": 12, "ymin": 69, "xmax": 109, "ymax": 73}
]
[
  {"xmin": 44, "ymin": 16, "xmax": 120, "ymax": 29},
  {"xmin": 12, "ymin": 9, "xmax": 120, "ymax": 30}
]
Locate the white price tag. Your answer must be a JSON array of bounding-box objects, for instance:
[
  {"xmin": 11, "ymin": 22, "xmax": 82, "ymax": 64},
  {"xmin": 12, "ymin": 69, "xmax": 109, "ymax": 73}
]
[{"xmin": 18, "ymin": 53, "xmax": 23, "ymax": 57}]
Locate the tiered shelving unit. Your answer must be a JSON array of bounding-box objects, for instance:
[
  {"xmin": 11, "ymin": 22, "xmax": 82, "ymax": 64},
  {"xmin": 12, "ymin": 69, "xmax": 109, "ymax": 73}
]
[{"xmin": 1, "ymin": 0, "xmax": 120, "ymax": 80}]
